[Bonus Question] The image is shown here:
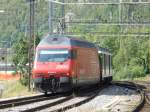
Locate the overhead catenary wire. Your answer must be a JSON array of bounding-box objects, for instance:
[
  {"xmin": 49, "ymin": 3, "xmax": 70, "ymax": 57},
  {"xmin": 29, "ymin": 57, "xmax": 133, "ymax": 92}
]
[
  {"xmin": 46, "ymin": 0, "xmax": 150, "ymax": 34},
  {"xmin": 66, "ymin": 23, "xmax": 150, "ymax": 26},
  {"xmin": 46, "ymin": 0, "xmax": 150, "ymax": 5},
  {"xmin": 65, "ymin": 33, "xmax": 150, "ymax": 37}
]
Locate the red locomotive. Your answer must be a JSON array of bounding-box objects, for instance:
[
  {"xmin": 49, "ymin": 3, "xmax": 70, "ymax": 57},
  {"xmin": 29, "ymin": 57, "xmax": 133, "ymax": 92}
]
[{"xmin": 32, "ymin": 34, "xmax": 112, "ymax": 94}]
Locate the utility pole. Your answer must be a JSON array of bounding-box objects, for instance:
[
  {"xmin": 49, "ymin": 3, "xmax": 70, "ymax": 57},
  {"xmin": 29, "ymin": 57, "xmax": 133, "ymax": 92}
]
[
  {"xmin": 0, "ymin": 41, "xmax": 8, "ymax": 74},
  {"xmin": 119, "ymin": 0, "xmax": 122, "ymax": 23},
  {"xmin": 32, "ymin": 0, "xmax": 35, "ymax": 91},
  {"xmin": 49, "ymin": 1, "xmax": 53, "ymax": 33},
  {"xmin": 61, "ymin": 0, "xmax": 65, "ymax": 34},
  {"xmin": 27, "ymin": 0, "xmax": 35, "ymax": 91}
]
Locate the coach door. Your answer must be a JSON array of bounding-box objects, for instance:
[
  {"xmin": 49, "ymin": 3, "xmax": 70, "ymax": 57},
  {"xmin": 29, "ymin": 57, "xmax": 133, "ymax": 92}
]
[{"xmin": 71, "ymin": 50, "xmax": 78, "ymax": 87}]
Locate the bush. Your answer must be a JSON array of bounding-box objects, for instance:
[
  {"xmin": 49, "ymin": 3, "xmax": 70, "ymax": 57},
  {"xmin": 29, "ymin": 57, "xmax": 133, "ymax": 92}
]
[
  {"xmin": 114, "ymin": 67, "xmax": 131, "ymax": 80},
  {"xmin": 130, "ymin": 65, "xmax": 145, "ymax": 78},
  {"xmin": 144, "ymin": 66, "xmax": 149, "ymax": 74},
  {"xmin": 20, "ymin": 74, "xmax": 28, "ymax": 86},
  {"xmin": 114, "ymin": 65, "xmax": 145, "ymax": 80},
  {"xmin": 17, "ymin": 65, "xmax": 29, "ymax": 86}
]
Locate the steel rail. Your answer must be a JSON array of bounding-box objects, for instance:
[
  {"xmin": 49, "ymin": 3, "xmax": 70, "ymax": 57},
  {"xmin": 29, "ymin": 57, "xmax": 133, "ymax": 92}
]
[
  {"xmin": 48, "ymin": 90, "xmax": 100, "ymax": 112},
  {"xmin": 129, "ymin": 82, "xmax": 145, "ymax": 112},
  {"xmin": 0, "ymin": 94, "xmax": 44, "ymax": 106},
  {"xmin": 21, "ymin": 95, "xmax": 73, "ymax": 112},
  {"xmin": 0, "ymin": 94, "xmax": 64, "ymax": 109},
  {"xmin": 134, "ymin": 81, "xmax": 150, "ymax": 111},
  {"xmin": 45, "ymin": 84, "xmax": 109, "ymax": 112},
  {"xmin": 145, "ymin": 93, "xmax": 150, "ymax": 105},
  {"xmin": 142, "ymin": 86, "xmax": 150, "ymax": 106},
  {"xmin": 0, "ymin": 93, "xmax": 69, "ymax": 109},
  {"xmin": 20, "ymin": 84, "xmax": 105, "ymax": 112}
]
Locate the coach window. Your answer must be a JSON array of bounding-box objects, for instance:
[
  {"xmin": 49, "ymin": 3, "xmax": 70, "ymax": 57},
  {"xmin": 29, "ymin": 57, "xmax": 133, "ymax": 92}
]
[
  {"xmin": 108, "ymin": 55, "xmax": 110, "ymax": 75},
  {"xmin": 101, "ymin": 54, "xmax": 103, "ymax": 75},
  {"xmin": 103, "ymin": 54, "xmax": 106, "ymax": 75},
  {"xmin": 110, "ymin": 56, "xmax": 112, "ymax": 75},
  {"xmin": 106, "ymin": 55, "xmax": 108, "ymax": 76},
  {"xmin": 71, "ymin": 50, "xmax": 77, "ymax": 59},
  {"xmin": 107, "ymin": 55, "xmax": 109, "ymax": 75},
  {"xmin": 99, "ymin": 54, "xmax": 102, "ymax": 68}
]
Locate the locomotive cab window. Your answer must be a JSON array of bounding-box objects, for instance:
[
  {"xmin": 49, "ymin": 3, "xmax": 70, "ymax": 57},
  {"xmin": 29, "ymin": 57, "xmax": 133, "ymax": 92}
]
[{"xmin": 37, "ymin": 49, "xmax": 71, "ymax": 62}]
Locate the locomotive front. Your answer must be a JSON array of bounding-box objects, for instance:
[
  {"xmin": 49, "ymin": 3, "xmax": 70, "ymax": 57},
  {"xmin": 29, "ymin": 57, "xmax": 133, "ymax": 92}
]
[{"xmin": 32, "ymin": 36, "xmax": 73, "ymax": 94}]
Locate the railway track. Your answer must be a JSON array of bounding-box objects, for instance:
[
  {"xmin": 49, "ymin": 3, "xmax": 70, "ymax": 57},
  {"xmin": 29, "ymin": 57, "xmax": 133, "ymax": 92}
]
[
  {"xmin": 21, "ymin": 95, "xmax": 73, "ymax": 112},
  {"xmin": 112, "ymin": 81, "xmax": 150, "ymax": 112},
  {"xmin": 0, "ymin": 94, "xmax": 45, "ymax": 109},
  {"xmin": 0, "ymin": 85, "xmax": 101, "ymax": 112},
  {"xmin": 134, "ymin": 81, "xmax": 150, "ymax": 112},
  {"xmin": 0, "ymin": 93, "xmax": 72, "ymax": 109},
  {"xmin": 41, "ymin": 88, "xmax": 100, "ymax": 112},
  {"xmin": 145, "ymin": 90, "xmax": 150, "ymax": 105},
  {"xmin": 0, "ymin": 92, "xmax": 72, "ymax": 112},
  {"xmin": 126, "ymin": 81, "xmax": 150, "ymax": 112},
  {"xmin": 0, "ymin": 82, "xmax": 148, "ymax": 112},
  {"xmin": 22, "ymin": 85, "xmax": 102, "ymax": 112}
]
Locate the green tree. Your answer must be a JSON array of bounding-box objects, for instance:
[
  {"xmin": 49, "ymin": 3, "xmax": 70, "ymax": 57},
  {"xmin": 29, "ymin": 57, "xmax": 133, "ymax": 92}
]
[
  {"xmin": 12, "ymin": 34, "xmax": 40, "ymax": 86},
  {"xmin": 12, "ymin": 37, "xmax": 28, "ymax": 85}
]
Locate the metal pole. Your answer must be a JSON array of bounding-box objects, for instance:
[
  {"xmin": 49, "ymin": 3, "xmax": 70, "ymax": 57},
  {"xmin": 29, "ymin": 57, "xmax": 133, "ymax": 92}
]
[
  {"xmin": 32, "ymin": 0, "xmax": 35, "ymax": 92},
  {"xmin": 119, "ymin": 0, "xmax": 122, "ymax": 23},
  {"xmin": 49, "ymin": 1, "xmax": 53, "ymax": 33},
  {"xmin": 28, "ymin": 0, "xmax": 32, "ymax": 91},
  {"xmin": 1, "ymin": 41, "xmax": 7, "ymax": 74},
  {"xmin": 5, "ymin": 47, "xmax": 7, "ymax": 74},
  {"xmin": 61, "ymin": 0, "xmax": 65, "ymax": 34},
  {"xmin": 28, "ymin": 0, "xmax": 35, "ymax": 91}
]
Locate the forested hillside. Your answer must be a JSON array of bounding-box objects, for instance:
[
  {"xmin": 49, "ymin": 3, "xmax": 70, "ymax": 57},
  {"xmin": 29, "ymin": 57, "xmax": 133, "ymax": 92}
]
[{"xmin": 0, "ymin": 0, "xmax": 149, "ymax": 80}]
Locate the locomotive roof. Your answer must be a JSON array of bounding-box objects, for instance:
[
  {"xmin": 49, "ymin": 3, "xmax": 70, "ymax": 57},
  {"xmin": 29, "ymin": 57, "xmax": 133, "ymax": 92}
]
[
  {"xmin": 98, "ymin": 47, "xmax": 111, "ymax": 55},
  {"xmin": 38, "ymin": 34, "xmax": 97, "ymax": 48}
]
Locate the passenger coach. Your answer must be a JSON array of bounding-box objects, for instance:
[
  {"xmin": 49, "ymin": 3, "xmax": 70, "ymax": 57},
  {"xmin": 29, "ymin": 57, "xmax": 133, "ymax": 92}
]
[{"xmin": 98, "ymin": 47, "xmax": 112, "ymax": 82}]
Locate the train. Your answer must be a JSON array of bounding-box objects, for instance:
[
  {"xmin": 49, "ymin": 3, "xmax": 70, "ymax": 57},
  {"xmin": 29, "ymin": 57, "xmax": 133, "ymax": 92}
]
[{"xmin": 32, "ymin": 34, "xmax": 112, "ymax": 94}]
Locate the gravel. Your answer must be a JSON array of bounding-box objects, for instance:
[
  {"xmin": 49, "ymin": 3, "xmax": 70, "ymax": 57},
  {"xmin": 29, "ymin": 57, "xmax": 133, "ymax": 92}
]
[
  {"xmin": 38, "ymin": 95, "xmax": 88, "ymax": 112},
  {"xmin": 66, "ymin": 85, "xmax": 141, "ymax": 112},
  {"xmin": 0, "ymin": 85, "xmax": 141, "ymax": 112}
]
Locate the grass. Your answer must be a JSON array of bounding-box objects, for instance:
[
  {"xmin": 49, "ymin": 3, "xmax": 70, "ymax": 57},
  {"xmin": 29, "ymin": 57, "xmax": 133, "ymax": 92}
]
[
  {"xmin": 0, "ymin": 79, "xmax": 38, "ymax": 99},
  {"xmin": 113, "ymin": 74, "xmax": 150, "ymax": 82},
  {"xmin": 133, "ymin": 74, "xmax": 150, "ymax": 81},
  {"xmin": 0, "ymin": 74, "xmax": 149, "ymax": 99}
]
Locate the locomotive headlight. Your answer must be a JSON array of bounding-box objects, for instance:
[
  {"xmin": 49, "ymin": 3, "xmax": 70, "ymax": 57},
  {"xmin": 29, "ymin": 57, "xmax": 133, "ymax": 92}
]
[
  {"xmin": 66, "ymin": 73, "xmax": 70, "ymax": 76},
  {"xmin": 71, "ymin": 71, "xmax": 75, "ymax": 75},
  {"xmin": 33, "ymin": 64, "xmax": 36, "ymax": 69}
]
